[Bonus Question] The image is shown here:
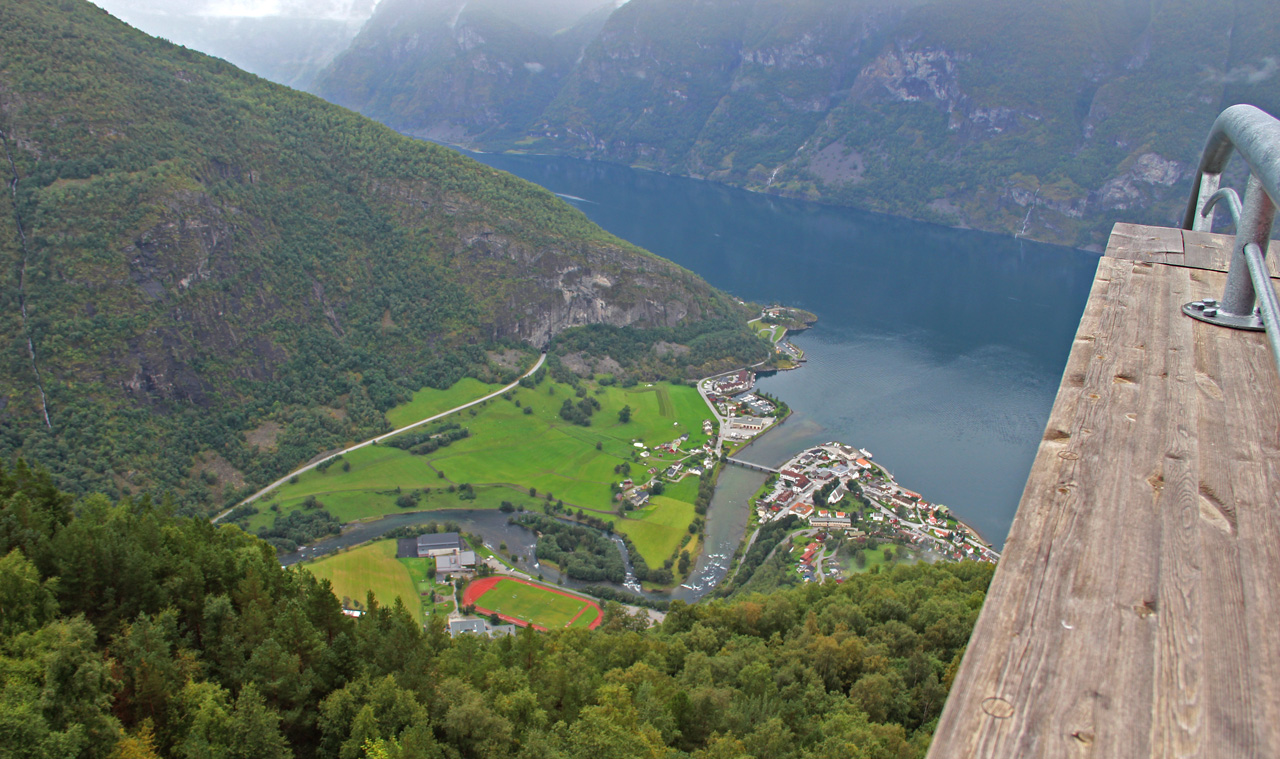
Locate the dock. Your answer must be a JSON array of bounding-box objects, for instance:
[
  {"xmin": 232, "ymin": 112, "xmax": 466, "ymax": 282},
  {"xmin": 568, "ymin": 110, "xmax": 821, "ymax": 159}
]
[{"xmin": 927, "ymin": 222, "xmax": 1280, "ymax": 757}]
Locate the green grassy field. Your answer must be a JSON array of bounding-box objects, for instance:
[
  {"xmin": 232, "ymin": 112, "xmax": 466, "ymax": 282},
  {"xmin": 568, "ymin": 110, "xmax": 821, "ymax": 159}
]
[
  {"xmin": 747, "ymin": 318, "xmax": 783, "ymax": 343},
  {"xmin": 472, "ymin": 578, "xmax": 594, "ymax": 629},
  {"xmin": 617, "ymin": 494, "xmax": 696, "ymax": 566},
  {"xmin": 257, "ymin": 378, "xmax": 714, "ymax": 575},
  {"xmin": 567, "ymin": 610, "xmax": 598, "ymax": 629},
  {"xmin": 385, "ymin": 378, "xmax": 504, "ymax": 428},
  {"xmin": 248, "ymin": 464, "xmax": 541, "ymax": 530},
  {"xmin": 303, "ymin": 540, "xmax": 422, "ymax": 620},
  {"xmin": 845, "ymin": 544, "xmax": 920, "ymax": 574}
]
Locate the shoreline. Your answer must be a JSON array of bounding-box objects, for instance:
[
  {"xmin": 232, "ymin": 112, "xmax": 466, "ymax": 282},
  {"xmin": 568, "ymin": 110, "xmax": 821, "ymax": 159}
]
[{"xmin": 701, "ymin": 313, "xmax": 999, "ymax": 572}]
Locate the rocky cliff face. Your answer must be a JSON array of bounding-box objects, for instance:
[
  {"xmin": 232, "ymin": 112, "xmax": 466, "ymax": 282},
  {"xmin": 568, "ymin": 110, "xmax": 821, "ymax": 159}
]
[
  {"xmin": 316, "ymin": 0, "xmax": 1280, "ymax": 248},
  {"xmin": 314, "ymin": 0, "xmax": 613, "ymax": 142}
]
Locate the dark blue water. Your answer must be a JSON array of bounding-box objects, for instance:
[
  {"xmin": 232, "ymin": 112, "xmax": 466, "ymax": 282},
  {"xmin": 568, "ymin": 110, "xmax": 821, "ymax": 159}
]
[{"xmin": 461, "ymin": 151, "xmax": 1100, "ymax": 545}]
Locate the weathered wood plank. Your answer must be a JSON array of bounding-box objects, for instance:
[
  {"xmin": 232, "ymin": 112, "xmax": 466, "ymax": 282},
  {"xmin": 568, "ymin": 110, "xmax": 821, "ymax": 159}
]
[
  {"xmin": 1186, "ymin": 268, "xmax": 1255, "ymax": 757},
  {"xmin": 1107, "ymin": 222, "xmax": 1184, "ymax": 263},
  {"xmin": 1106, "ymin": 223, "xmax": 1280, "ymax": 278},
  {"xmin": 1181, "ymin": 229, "xmax": 1280, "ymax": 278},
  {"xmin": 927, "ymin": 237, "xmax": 1280, "ymax": 758},
  {"xmin": 1149, "ymin": 264, "xmax": 1204, "ymax": 757},
  {"xmin": 1215, "ymin": 286, "xmax": 1280, "ymax": 756}
]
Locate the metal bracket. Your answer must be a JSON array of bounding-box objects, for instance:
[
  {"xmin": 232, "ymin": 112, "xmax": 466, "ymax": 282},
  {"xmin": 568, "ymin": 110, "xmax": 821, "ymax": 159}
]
[{"xmin": 1182, "ymin": 298, "xmax": 1265, "ymax": 331}]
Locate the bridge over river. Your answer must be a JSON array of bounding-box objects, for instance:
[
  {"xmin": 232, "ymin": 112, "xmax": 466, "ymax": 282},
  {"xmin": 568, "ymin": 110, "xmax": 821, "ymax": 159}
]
[{"xmin": 724, "ymin": 457, "xmax": 779, "ymax": 474}]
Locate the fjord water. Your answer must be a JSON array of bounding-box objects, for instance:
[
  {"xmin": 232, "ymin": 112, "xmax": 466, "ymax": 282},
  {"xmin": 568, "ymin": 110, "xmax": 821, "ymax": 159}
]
[{"xmin": 466, "ymin": 150, "xmax": 1100, "ymax": 548}]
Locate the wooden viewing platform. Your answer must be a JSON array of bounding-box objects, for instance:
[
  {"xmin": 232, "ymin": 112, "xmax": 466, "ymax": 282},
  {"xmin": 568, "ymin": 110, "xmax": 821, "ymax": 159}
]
[{"xmin": 928, "ymin": 223, "xmax": 1280, "ymax": 758}]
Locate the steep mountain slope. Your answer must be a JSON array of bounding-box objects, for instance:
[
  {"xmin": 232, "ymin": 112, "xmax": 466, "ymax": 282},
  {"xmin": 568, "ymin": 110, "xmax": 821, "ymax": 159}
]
[
  {"xmin": 314, "ymin": 0, "xmax": 614, "ymax": 142},
  {"xmin": 0, "ymin": 0, "xmax": 758, "ymax": 509},
  {"xmin": 317, "ymin": 0, "xmax": 1280, "ymax": 247}
]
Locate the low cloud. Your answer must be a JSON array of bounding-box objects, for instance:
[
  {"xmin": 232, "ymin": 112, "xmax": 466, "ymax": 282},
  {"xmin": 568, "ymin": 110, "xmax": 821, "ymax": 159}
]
[
  {"xmin": 1203, "ymin": 56, "xmax": 1279, "ymax": 85},
  {"xmin": 92, "ymin": 0, "xmax": 379, "ymax": 21},
  {"xmin": 202, "ymin": 0, "xmax": 379, "ymax": 20}
]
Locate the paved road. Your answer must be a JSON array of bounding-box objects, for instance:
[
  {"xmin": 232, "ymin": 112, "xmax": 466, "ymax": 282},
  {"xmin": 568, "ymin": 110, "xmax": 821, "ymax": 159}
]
[
  {"xmin": 696, "ymin": 378, "xmax": 729, "ymax": 453},
  {"xmin": 696, "ymin": 350, "xmax": 776, "ymax": 456},
  {"xmin": 212, "ymin": 353, "xmax": 546, "ymax": 523}
]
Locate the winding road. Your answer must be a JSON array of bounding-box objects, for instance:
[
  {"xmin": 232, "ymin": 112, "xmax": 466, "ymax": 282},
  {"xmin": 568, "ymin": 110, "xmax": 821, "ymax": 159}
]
[{"xmin": 212, "ymin": 353, "xmax": 546, "ymax": 523}]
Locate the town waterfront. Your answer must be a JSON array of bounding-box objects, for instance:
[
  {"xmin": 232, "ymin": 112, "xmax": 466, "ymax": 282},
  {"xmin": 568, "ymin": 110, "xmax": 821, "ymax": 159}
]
[
  {"xmin": 458, "ymin": 148, "xmax": 1101, "ymax": 546},
  {"xmin": 285, "ymin": 145, "xmax": 1102, "ymax": 603}
]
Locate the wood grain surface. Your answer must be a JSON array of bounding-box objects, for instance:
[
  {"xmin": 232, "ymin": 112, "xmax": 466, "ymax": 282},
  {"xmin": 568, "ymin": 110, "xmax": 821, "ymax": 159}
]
[
  {"xmin": 1108, "ymin": 222, "xmax": 1280, "ymax": 278},
  {"xmin": 928, "ymin": 224, "xmax": 1280, "ymax": 758}
]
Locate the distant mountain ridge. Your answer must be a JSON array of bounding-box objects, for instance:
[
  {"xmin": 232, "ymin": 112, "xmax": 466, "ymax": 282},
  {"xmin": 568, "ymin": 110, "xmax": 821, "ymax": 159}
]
[
  {"xmin": 315, "ymin": 0, "xmax": 615, "ymax": 144},
  {"xmin": 315, "ymin": 0, "xmax": 1280, "ymax": 248},
  {"xmin": 0, "ymin": 0, "xmax": 758, "ymax": 509}
]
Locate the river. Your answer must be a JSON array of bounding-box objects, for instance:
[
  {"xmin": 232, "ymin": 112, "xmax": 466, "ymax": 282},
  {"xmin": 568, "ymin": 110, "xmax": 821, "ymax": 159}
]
[
  {"xmin": 461, "ymin": 150, "xmax": 1099, "ymax": 548},
  {"xmin": 290, "ymin": 147, "xmax": 1099, "ymax": 600},
  {"xmin": 279, "ymin": 508, "xmax": 660, "ymax": 598}
]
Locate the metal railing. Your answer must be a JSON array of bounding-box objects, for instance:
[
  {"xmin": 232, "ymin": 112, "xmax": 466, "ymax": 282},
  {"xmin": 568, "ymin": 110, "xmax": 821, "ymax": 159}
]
[{"xmin": 1180, "ymin": 104, "xmax": 1280, "ymax": 377}]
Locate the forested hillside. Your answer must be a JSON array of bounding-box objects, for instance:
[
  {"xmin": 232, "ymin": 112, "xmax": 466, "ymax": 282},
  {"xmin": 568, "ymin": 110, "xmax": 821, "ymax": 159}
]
[
  {"xmin": 0, "ymin": 461, "xmax": 995, "ymax": 758},
  {"xmin": 316, "ymin": 0, "xmax": 1280, "ymax": 248},
  {"xmin": 0, "ymin": 0, "xmax": 761, "ymax": 511}
]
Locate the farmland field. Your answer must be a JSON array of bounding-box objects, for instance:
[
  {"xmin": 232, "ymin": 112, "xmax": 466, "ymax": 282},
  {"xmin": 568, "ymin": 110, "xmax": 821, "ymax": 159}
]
[
  {"xmin": 465, "ymin": 576, "xmax": 601, "ymax": 630},
  {"xmin": 616, "ymin": 494, "xmax": 697, "ymax": 566},
  {"xmin": 254, "ymin": 379, "xmax": 713, "ymax": 568},
  {"xmin": 303, "ymin": 540, "xmax": 423, "ymax": 620},
  {"xmin": 612, "ymin": 472, "xmax": 702, "ymax": 566},
  {"xmin": 385, "ymin": 378, "xmax": 505, "ymax": 428}
]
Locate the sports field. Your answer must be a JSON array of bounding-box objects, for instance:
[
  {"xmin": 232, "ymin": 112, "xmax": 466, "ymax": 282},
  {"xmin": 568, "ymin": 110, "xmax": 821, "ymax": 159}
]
[
  {"xmin": 464, "ymin": 576, "xmax": 602, "ymax": 631},
  {"xmin": 304, "ymin": 540, "xmax": 423, "ymax": 620}
]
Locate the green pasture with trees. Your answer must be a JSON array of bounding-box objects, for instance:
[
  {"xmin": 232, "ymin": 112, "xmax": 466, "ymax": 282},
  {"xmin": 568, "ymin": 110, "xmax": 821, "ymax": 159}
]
[
  {"xmin": 384, "ymin": 378, "xmax": 506, "ymax": 428},
  {"xmin": 244, "ymin": 375, "xmax": 715, "ymax": 576}
]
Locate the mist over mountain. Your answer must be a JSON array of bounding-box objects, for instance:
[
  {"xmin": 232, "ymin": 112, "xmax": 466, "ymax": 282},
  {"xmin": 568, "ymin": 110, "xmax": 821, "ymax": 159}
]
[
  {"xmin": 0, "ymin": 0, "xmax": 755, "ymax": 508},
  {"xmin": 314, "ymin": 0, "xmax": 616, "ymax": 143},
  {"xmin": 91, "ymin": 0, "xmax": 380, "ymax": 89},
  {"xmin": 316, "ymin": 0, "xmax": 1280, "ymax": 248}
]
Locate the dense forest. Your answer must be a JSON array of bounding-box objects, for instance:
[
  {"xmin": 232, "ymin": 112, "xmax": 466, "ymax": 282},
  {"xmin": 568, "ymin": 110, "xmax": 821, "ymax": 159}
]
[
  {"xmin": 511, "ymin": 513, "xmax": 626, "ymax": 584},
  {"xmin": 0, "ymin": 0, "xmax": 762, "ymax": 513},
  {"xmin": 0, "ymin": 461, "xmax": 994, "ymax": 758}
]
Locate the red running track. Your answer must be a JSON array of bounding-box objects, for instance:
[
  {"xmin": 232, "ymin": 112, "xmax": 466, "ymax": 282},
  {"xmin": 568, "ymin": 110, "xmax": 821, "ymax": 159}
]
[{"xmin": 462, "ymin": 576, "xmax": 603, "ymax": 631}]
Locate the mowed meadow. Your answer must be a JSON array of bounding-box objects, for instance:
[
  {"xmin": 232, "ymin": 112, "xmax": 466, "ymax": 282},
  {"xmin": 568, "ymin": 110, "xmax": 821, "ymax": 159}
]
[
  {"xmin": 384, "ymin": 378, "xmax": 505, "ymax": 428},
  {"xmin": 251, "ymin": 375, "xmax": 715, "ymax": 569},
  {"xmin": 304, "ymin": 540, "xmax": 423, "ymax": 620}
]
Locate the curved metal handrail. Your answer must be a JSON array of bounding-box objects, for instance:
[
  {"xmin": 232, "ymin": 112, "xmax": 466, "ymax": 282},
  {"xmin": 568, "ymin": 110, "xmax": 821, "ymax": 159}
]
[
  {"xmin": 1179, "ymin": 105, "xmax": 1280, "ymax": 378},
  {"xmin": 1181, "ymin": 104, "xmax": 1280, "ymax": 232}
]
